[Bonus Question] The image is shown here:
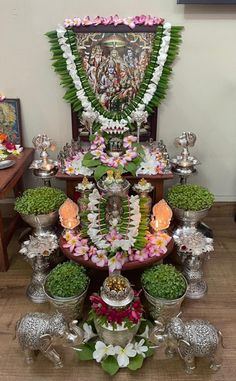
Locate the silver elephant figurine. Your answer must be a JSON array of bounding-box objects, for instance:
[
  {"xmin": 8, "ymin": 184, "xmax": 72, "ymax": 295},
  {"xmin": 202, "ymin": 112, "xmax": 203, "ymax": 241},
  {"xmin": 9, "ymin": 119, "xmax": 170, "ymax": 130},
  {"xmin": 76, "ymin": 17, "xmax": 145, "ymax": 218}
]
[
  {"xmin": 150, "ymin": 314, "xmax": 224, "ymax": 374},
  {"xmin": 15, "ymin": 312, "xmax": 84, "ymax": 368}
]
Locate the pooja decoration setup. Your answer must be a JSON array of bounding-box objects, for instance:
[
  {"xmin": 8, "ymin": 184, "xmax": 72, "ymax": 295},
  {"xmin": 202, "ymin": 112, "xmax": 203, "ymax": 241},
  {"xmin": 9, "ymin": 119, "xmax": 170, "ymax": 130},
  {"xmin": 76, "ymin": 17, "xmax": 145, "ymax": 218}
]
[{"xmin": 13, "ymin": 14, "xmax": 224, "ymax": 377}]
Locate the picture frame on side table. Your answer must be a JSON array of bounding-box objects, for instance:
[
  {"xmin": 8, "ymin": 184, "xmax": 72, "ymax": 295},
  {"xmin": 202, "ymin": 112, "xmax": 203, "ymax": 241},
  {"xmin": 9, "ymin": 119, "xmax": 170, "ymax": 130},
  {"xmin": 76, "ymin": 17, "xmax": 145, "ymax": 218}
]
[{"xmin": 0, "ymin": 98, "xmax": 23, "ymax": 145}]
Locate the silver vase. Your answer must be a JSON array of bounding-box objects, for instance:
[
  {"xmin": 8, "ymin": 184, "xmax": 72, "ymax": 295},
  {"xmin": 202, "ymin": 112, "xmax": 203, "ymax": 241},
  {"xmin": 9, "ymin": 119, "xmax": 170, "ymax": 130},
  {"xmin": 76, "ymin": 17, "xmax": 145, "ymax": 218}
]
[
  {"xmin": 20, "ymin": 211, "xmax": 58, "ymax": 236},
  {"xmin": 44, "ymin": 283, "xmax": 88, "ymax": 323},
  {"xmin": 172, "ymin": 207, "xmax": 210, "ymax": 229},
  {"xmin": 181, "ymin": 253, "xmax": 208, "ymax": 299},
  {"xmin": 143, "ymin": 277, "xmax": 187, "ymax": 324},
  {"xmin": 94, "ymin": 320, "xmax": 140, "ymax": 347}
]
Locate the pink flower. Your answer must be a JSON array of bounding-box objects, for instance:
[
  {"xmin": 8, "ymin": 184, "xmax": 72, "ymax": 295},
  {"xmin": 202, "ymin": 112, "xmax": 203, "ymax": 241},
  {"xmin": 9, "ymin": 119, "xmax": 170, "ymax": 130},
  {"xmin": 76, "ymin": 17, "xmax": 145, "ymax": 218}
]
[
  {"xmin": 63, "ymin": 236, "xmax": 79, "ymax": 252},
  {"xmin": 91, "ymin": 149, "xmax": 103, "ymax": 158},
  {"xmin": 82, "ymin": 16, "xmax": 93, "ymax": 25},
  {"xmin": 94, "ymin": 135, "xmax": 105, "ymax": 145},
  {"xmin": 123, "ymin": 149, "xmax": 137, "ymax": 162},
  {"xmin": 0, "ymin": 94, "xmax": 6, "ymax": 102},
  {"xmin": 123, "ymin": 17, "xmax": 136, "ymax": 29},
  {"xmin": 102, "ymin": 16, "xmax": 113, "ymax": 25},
  {"xmin": 106, "ymin": 229, "xmax": 122, "ymax": 243},
  {"xmin": 134, "ymin": 249, "xmax": 149, "ymax": 262},
  {"xmin": 73, "ymin": 17, "xmax": 81, "ymax": 26},
  {"xmin": 133, "ymin": 15, "xmax": 146, "ymax": 25},
  {"xmin": 74, "ymin": 244, "xmax": 89, "ymax": 256},
  {"xmin": 123, "ymin": 135, "xmax": 137, "ymax": 148},
  {"xmin": 128, "ymin": 248, "xmax": 135, "ymax": 261},
  {"xmin": 113, "ymin": 14, "xmax": 123, "ymax": 26},
  {"xmin": 64, "ymin": 18, "xmax": 74, "ymax": 28},
  {"xmin": 91, "ymin": 251, "xmax": 108, "ymax": 267},
  {"xmin": 93, "ymin": 16, "xmax": 103, "ymax": 25},
  {"xmin": 108, "ymin": 255, "xmax": 123, "ymax": 272},
  {"xmin": 115, "ymin": 251, "xmax": 128, "ymax": 265},
  {"xmin": 89, "ymin": 245, "xmax": 98, "ymax": 257},
  {"xmin": 144, "ymin": 15, "xmax": 155, "ymax": 26}
]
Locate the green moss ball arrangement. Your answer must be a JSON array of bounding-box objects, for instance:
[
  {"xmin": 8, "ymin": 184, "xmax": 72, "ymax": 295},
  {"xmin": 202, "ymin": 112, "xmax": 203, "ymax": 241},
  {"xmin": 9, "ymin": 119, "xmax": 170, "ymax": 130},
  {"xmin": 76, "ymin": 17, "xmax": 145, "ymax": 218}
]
[
  {"xmin": 14, "ymin": 187, "xmax": 67, "ymax": 215},
  {"xmin": 141, "ymin": 264, "xmax": 186, "ymax": 300},
  {"xmin": 167, "ymin": 184, "xmax": 214, "ymax": 211},
  {"xmin": 45, "ymin": 262, "xmax": 89, "ymax": 298}
]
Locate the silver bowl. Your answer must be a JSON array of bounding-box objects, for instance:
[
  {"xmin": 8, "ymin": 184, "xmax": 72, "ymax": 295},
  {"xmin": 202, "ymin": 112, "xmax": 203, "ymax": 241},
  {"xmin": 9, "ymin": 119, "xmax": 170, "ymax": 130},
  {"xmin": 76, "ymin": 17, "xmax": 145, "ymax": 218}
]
[
  {"xmin": 20, "ymin": 211, "xmax": 58, "ymax": 236},
  {"xmin": 172, "ymin": 207, "xmax": 210, "ymax": 228}
]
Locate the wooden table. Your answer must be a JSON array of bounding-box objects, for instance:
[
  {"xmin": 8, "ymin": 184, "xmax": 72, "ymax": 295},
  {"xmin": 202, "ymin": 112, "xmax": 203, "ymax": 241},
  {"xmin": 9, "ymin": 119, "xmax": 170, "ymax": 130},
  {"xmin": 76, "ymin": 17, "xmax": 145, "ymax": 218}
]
[
  {"xmin": 0, "ymin": 148, "xmax": 34, "ymax": 271},
  {"xmin": 56, "ymin": 170, "xmax": 173, "ymax": 203}
]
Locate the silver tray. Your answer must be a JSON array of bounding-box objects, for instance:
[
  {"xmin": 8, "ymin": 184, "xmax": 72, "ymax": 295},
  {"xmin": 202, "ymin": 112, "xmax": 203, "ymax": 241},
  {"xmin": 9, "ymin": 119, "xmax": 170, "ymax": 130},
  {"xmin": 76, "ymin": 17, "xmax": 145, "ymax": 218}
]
[{"xmin": 0, "ymin": 160, "xmax": 16, "ymax": 169}]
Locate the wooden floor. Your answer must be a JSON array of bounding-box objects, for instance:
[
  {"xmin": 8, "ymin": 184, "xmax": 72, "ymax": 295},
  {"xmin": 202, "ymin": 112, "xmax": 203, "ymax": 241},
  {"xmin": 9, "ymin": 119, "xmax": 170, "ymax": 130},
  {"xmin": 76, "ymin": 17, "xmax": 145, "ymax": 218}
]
[{"xmin": 0, "ymin": 211, "xmax": 235, "ymax": 381}]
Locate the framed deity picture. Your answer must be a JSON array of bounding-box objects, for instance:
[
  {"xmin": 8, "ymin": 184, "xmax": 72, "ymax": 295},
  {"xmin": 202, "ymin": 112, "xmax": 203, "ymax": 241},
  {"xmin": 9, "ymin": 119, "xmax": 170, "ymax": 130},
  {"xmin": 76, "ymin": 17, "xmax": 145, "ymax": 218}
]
[
  {"xmin": 70, "ymin": 24, "xmax": 158, "ymax": 142},
  {"xmin": 0, "ymin": 98, "xmax": 23, "ymax": 144}
]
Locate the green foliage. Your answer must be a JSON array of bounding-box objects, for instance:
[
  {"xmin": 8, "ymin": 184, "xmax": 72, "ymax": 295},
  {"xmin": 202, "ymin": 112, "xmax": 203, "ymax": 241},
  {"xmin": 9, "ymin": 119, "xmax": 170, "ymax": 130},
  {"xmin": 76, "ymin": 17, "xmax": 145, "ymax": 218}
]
[
  {"xmin": 14, "ymin": 187, "xmax": 67, "ymax": 215},
  {"xmin": 128, "ymin": 354, "xmax": 144, "ymax": 371},
  {"xmin": 45, "ymin": 262, "xmax": 89, "ymax": 298},
  {"xmin": 167, "ymin": 184, "xmax": 214, "ymax": 211},
  {"xmin": 142, "ymin": 264, "xmax": 186, "ymax": 300},
  {"xmin": 76, "ymin": 343, "xmax": 95, "ymax": 361},
  {"xmin": 101, "ymin": 356, "xmax": 119, "ymax": 376}
]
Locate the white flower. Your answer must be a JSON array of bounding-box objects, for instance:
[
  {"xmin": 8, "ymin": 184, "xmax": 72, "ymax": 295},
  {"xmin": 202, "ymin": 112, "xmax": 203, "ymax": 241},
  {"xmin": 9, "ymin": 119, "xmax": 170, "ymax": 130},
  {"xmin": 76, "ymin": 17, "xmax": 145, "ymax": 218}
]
[
  {"xmin": 134, "ymin": 339, "xmax": 148, "ymax": 357},
  {"xmin": 93, "ymin": 341, "xmax": 116, "ymax": 363},
  {"xmin": 82, "ymin": 323, "xmax": 96, "ymax": 342},
  {"xmin": 139, "ymin": 325, "xmax": 150, "ymax": 339},
  {"xmin": 114, "ymin": 343, "xmax": 136, "ymax": 368}
]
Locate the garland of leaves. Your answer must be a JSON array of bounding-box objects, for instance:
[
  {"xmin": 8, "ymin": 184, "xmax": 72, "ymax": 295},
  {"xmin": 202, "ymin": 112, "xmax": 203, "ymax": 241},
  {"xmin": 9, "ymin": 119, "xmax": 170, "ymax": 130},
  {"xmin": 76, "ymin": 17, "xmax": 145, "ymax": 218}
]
[{"xmin": 46, "ymin": 22, "xmax": 182, "ymax": 134}]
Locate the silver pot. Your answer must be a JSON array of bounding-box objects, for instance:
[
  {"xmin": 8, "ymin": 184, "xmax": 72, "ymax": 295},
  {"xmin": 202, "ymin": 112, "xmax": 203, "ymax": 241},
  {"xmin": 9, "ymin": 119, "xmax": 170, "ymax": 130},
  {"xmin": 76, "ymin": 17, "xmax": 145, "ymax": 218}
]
[
  {"xmin": 20, "ymin": 211, "xmax": 58, "ymax": 236},
  {"xmin": 44, "ymin": 282, "xmax": 88, "ymax": 323},
  {"xmin": 94, "ymin": 319, "xmax": 140, "ymax": 347},
  {"xmin": 143, "ymin": 277, "xmax": 188, "ymax": 324},
  {"xmin": 172, "ymin": 207, "xmax": 210, "ymax": 228}
]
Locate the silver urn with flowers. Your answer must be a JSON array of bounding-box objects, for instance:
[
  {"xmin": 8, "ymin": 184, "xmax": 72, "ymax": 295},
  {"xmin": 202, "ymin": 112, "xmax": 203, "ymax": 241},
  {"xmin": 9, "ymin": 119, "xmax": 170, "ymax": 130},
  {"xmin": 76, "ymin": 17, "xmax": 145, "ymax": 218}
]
[
  {"xmin": 19, "ymin": 234, "xmax": 59, "ymax": 303},
  {"xmin": 174, "ymin": 227, "xmax": 214, "ymax": 299},
  {"xmin": 76, "ymin": 177, "xmax": 95, "ymax": 215},
  {"xmin": 91, "ymin": 275, "xmax": 142, "ymax": 347}
]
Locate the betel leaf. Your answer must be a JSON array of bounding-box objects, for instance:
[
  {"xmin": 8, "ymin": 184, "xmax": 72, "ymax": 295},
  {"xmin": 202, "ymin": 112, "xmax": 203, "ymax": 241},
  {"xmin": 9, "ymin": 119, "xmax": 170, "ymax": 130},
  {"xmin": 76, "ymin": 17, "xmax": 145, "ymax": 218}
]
[
  {"xmin": 127, "ymin": 354, "xmax": 144, "ymax": 370},
  {"xmin": 101, "ymin": 356, "xmax": 119, "ymax": 376},
  {"xmin": 76, "ymin": 343, "xmax": 95, "ymax": 361},
  {"xmin": 94, "ymin": 165, "xmax": 111, "ymax": 181}
]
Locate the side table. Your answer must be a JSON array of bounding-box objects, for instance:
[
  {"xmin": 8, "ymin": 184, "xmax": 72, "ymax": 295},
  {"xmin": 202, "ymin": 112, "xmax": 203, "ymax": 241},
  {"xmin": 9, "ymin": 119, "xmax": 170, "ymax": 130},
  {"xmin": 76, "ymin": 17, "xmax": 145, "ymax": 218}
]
[{"xmin": 0, "ymin": 148, "xmax": 34, "ymax": 271}]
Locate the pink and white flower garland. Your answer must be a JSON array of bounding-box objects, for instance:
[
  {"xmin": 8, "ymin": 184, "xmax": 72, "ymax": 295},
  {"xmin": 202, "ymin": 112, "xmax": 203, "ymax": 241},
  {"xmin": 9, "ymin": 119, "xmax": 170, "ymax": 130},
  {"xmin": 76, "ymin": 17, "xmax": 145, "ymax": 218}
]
[
  {"xmin": 63, "ymin": 14, "xmax": 165, "ymax": 29},
  {"xmin": 63, "ymin": 230, "xmax": 171, "ymax": 272},
  {"xmin": 91, "ymin": 134, "xmax": 138, "ymax": 169},
  {"xmin": 64, "ymin": 152, "xmax": 93, "ymax": 176},
  {"xmin": 87, "ymin": 189, "xmax": 141, "ymax": 251},
  {"xmin": 56, "ymin": 21, "xmax": 171, "ymax": 134}
]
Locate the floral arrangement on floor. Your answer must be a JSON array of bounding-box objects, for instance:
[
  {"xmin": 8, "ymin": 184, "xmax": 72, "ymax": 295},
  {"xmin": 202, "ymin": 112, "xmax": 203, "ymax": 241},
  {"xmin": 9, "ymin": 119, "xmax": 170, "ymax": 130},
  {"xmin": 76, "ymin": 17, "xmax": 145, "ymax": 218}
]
[
  {"xmin": 62, "ymin": 229, "xmax": 171, "ymax": 272},
  {"xmin": 74, "ymin": 321, "xmax": 154, "ymax": 375},
  {"xmin": 0, "ymin": 133, "xmax": 23, "ymax": 159}
]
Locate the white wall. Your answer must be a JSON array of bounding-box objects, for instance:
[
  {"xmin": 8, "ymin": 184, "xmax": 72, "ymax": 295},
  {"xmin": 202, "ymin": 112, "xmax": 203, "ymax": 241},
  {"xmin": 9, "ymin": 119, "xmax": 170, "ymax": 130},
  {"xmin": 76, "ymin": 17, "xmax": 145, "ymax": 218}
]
[{"xmin": 0, "ymin": 0, "xmax": 236, "ymax": 200}]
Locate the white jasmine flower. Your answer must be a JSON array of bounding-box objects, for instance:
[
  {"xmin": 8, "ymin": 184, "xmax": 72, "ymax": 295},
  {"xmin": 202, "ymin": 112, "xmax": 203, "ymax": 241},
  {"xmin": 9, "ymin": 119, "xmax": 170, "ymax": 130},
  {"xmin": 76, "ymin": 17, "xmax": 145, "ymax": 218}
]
[{"xmin": 82, "ymin": 323, "xmax": 96, "ymax": 342}]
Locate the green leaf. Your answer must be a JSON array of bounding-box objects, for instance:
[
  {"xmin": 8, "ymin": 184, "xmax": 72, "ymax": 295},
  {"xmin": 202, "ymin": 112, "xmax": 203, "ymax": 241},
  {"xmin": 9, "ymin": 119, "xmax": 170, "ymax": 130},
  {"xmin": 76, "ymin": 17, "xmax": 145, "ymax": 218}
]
[
  {"xmin": 101, "ymin": 356, "xmax": 119, "ymax": 376},
  {"xmin": 94, "ymin": 165, "xmax": 110, "ymax": 181},
  {"xmin": 83, "ymin": 152, "xmax": 93, "ymax": 161},
  {"xmin": 77, "ymin": 343, "xmax": 94, "ymax": 361},
  {"xmin": 83, "ymin": 159, "xmax": 100, "ymax": 168},
  {"xmin": 128, "ymin": 354, "xmax": 144, "ymax": 370},
  {"xmin": 124, "ymin": 162, "xmax": 137, "ymax": 176}
]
